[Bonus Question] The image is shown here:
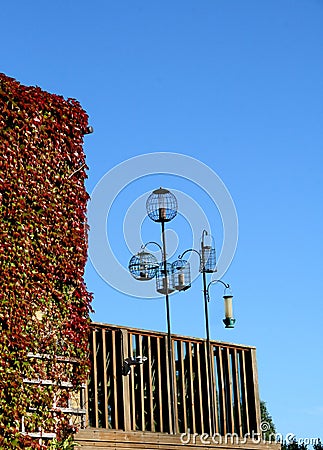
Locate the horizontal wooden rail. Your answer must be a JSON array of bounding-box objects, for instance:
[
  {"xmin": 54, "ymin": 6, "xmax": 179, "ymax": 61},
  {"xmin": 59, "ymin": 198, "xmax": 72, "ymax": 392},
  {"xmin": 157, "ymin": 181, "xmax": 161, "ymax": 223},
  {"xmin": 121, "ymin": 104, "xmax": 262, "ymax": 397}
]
[
  {"xmin": 86, "ymin": 323, "xmax": 261, "ymax": 436},
  {"xmin": 76, "ymin": 429, "xmax": 281, "ymax": 450}
]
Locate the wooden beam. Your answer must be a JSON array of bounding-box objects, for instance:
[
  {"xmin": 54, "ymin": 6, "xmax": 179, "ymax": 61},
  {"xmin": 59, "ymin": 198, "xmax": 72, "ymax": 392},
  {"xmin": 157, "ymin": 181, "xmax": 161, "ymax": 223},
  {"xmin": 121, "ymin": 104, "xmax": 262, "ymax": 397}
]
[
  {"xmin": 92, "ymin": 329, "xmax": 99, "ymax": 428},
  {"xmin": 210, "ymin": 343, "xmax": 219, "ymax": 434},
  {"xmin": 111, "ymin": 330, "xmax": 119, "ymax": 430},
  {"xmin": 147, "ymin": 336, "xmax": 154, "ymax": 432},
  {"xmin": 81, "ymin": 382, "xmax": 88, "ymax": 429},
  {"xmin": 156, "ymin": 337, "xmax": 163, "ymax": 433},
  {"xmin": 137, "ymin": 334, "xmax": 145, "ymax": 430},
  {"xmin": 217, "ymin": 347, "xmax": 227, "ymax": 435},
  {"xmin": 196, "ymin": 342, "xmax": 204, "ymax": 434},
  {"xmin": 121, "ymin": 329, "xmax": 131, "ymax": 431},
  {"xmin": 250, "ymin": 348, "xmax": 261, "ymax": 433},
  {"xmin": 203, "ymin": 341, "xmax": 212, "ymax": 434},
  {"xmin": 76, "ymin": 428, "xmax": 281, "ymax": 449},
  {"xmin": 171, "ymin": 338, "xmax": 178, "ymax": 434},
  {"xmin": 101, "ymin": 328, "xmax": 109, "ymax": 428},
  {"xmin": 226, "ymin": 348, "xmax": 235, "ymax": 433},
  {"xmin": 178, "ymin": 340, "xmax": 187, "ymax": 433},
  {"xmin": 187, "ymin": 341, "xmax": 196, "ymax": 434},
  {"xmin": 232, "ymin": 349, "xmax": 243, "ymax": 437},
  {"xmin": 164, "ymin": 335, "xmax": 172, "ymax": 433},
  {"xmin": 241, "ymin": 350, "xmax": 250, "ymax": 433}
]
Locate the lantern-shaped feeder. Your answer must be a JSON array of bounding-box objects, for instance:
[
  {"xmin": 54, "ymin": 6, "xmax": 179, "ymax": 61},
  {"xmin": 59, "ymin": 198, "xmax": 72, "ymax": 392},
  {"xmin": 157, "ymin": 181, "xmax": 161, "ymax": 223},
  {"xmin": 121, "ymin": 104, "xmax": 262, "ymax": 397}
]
[
  {"xmin": 156, "ymin": 263, "xmax": 175, "ymax": 294},
  {"xmin": 200, "ymin": 244, "xmax": 217, "ymax": 273},
  {"xmin": 146, "ymin": 187, "xmax": 178, "ymax": 223},
  {"xmin": 128, "ymin": 251, "xmax": 159, "ymax": 281},
  {"xmin": 172, "ymin": 259, "xmax": 191, "ymax": 291},
  {"xmin": 222, "ymin": 294, "xmax": 236, "ymax": 329}
]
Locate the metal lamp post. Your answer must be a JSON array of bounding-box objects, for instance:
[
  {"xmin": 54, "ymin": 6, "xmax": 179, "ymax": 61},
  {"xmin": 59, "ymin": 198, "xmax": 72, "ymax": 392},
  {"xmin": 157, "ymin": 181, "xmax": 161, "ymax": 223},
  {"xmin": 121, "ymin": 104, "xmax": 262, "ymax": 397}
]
[
  {"xmin": 146, "ymin": 187, "xmax": 177, "ymax": 434},
  {"xmin": 175, "ymin": 230, "xmax": 217, "ymax": 433},
  {"xmin": 174, "ymin": 230, "xmax": 235, "ymax": 434},
  {"xmin": 129, "ymin": 187, "xmax": 178, "ymax": 434},
  {"xmin": 128, "ymin": 190, "xmax": 236, "ymax": 436}
]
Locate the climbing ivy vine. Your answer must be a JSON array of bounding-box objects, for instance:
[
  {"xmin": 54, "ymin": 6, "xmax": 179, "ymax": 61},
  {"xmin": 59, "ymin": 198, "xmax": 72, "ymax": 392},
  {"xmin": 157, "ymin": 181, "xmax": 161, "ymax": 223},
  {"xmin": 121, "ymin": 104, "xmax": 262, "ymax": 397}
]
[{"xmin": 0, "ymin": 73, "xmax": 93, "ymax": 449}]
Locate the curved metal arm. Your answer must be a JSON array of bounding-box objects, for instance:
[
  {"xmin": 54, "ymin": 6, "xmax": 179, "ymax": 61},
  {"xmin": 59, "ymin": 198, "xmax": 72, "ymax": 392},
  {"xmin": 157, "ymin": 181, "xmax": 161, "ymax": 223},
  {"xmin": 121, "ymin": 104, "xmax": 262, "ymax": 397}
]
[
  {"xmin": 206, "ymin": 279, "xmax": 231, "ymax": 302},
  {"xmin": 142, "ymin": 241, "xmax": 163, "ymax": 255},
  {"xmin": 201, "ymin": 229, "xmax": 208, "ymax": 246},
  {"xmin": 178, "ymin": 230, "xmax": 216, "ymax": 264},
  {"xmin": 201, "ymin": 229, "xmax": 216, "ymax": 250},
  {"xmin": 178, "ymin": 248, "xmax": 202, "ymax": 263}
]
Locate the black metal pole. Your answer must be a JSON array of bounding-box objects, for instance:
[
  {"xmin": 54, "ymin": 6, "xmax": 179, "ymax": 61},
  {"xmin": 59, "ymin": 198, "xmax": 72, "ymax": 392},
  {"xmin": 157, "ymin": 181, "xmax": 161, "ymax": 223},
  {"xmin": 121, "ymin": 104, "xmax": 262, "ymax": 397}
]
[
  {"xmin": 202, "ymin": 269, "xmax": 216, "ymax": 435},
  {"xmin": 161, "ymin": 220, "xmax": 176, "ymax": 434}
]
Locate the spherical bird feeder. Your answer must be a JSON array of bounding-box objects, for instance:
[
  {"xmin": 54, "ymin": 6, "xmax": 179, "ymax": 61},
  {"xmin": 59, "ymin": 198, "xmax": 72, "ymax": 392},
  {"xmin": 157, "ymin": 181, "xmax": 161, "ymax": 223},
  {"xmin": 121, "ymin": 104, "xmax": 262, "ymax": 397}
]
[
  {"xmin": 128, "ymin": 251, "xmax": 159, "ymax": 281},
  {"xmin": 146, "ymin": 187, "xmax": 178, "ymax": 223}
]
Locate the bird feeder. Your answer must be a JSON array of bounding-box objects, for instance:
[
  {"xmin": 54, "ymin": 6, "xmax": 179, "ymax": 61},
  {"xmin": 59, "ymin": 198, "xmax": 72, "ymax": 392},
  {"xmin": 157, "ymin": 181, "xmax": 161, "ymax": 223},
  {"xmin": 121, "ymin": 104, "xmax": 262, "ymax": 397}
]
[
  {"xmin": 128, "ymin": 251, "xmax": 159, "ymax": 281},
  {"xmin": 156, "ymin": 263, "xmax": 175, "ymax": 294},
  {"xmin": 222, "ymin": 294, "xmax": 236, "ymax": 329},
  {"xmin": 172, "ymin": 259, "xmax": 191, "ymax": 291},
  {"xmin": 200, "ymin": 244, "xmax": 217, "ymax": 273},
  {"xmin": 146, "ymin": 187, "xmax": 178, "ymax": 223}
]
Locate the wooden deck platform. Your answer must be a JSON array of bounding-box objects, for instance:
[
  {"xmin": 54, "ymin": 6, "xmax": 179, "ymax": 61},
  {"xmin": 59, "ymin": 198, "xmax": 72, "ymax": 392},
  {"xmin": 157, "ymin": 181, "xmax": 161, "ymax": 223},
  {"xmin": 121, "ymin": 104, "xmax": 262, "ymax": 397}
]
[
  {"xmin": 86, "ymin": 323, "xmax": 261, "ymax": 436},
  {"xmin": 76, "ymin": 429, "xmax": 280, "ymax": 450},
  {"xmin": 75, "ymin": 323, "xmax": 275, "ymax": 450}
]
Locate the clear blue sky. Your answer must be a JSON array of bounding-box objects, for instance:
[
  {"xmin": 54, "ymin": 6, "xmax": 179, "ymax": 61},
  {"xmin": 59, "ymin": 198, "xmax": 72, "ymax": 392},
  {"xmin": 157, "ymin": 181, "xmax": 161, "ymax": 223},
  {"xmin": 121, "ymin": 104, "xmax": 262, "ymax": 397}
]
[{"xmin": 1, "ymin": 0, "xmax": 322, "ymax": 441}]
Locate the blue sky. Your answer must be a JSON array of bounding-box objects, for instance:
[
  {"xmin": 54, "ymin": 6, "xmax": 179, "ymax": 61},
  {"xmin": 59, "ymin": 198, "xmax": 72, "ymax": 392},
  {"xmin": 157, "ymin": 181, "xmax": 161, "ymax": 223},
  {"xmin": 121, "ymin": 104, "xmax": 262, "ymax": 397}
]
[{"xmin": 1, "ymin": 0, "xmax": 322, "ymax": 441}]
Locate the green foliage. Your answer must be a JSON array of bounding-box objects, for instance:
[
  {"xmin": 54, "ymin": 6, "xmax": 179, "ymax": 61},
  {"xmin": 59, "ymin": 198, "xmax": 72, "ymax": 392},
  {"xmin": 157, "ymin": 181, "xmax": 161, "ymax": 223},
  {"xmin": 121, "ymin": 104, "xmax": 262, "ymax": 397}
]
[
  {"xmin": 261, "ymin": 401, "xmax": 322, "ymax": 449},
  {"xmin": 0, "ymin": 73, "xmax": 93, "ymax": 448},
  {"xmin": 260, "ymin": 400, "xmax": 276, "ymax": 441},
  {"xmin": 314, "ymin": 439, "xmax": 323, "ymax": 450},
  {"xmin": 282, "ymin": 438, "xmax": 308, "ymax": 450},
  {"xmin": 48, "ymin": 436, "xmax": 80, "ymax": 449},
  {"xmin": 281, "ymin": 438, "xmax": 323, "ymax": 450}
]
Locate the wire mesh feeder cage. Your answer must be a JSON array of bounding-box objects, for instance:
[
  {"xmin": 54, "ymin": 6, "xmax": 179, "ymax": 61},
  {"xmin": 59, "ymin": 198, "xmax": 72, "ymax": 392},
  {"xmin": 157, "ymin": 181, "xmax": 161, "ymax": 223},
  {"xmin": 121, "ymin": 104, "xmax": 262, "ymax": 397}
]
[
  {"xmin": 128, "ymin": 251, "xmax": 159, "ymax": 281},
  {"xmin": 156, "ymin": 263, "xmax": 175, "ymax": 294},
  {"xmin": 172, "ymin": 259, "xmax": 191, "ymax": 291},
  {"xmin": 200, "ymin": 245, "xmax": 217, "ymax": 273},
  {"xmin": 146, "ymin": 187, "xmax": 178, "ymax": 223}
]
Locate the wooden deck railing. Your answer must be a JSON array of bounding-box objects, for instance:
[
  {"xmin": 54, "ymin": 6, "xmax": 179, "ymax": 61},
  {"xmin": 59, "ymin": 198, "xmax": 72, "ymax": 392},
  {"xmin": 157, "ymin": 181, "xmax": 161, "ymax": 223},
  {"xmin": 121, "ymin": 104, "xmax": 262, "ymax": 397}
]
[{"xmin": 86, "ymin": 323, "xmax": 260, "ymax": 437}]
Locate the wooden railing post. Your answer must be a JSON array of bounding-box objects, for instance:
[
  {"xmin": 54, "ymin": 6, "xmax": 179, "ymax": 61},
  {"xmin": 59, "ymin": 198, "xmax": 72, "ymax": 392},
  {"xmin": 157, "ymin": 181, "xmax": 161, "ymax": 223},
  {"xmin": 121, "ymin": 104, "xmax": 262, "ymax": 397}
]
[
  {"xmin": 92, "ymin": 329, "xmax": 99, "ymax": 428},
  {"xmin": 250, "ymin": 348, "xmax": 261, "ymax": 433},
  {"xmin": 164, "ymin": 334, "xmax": 173, "ymax": 433},
  {"xmin": 120, "ymin": 329, "xmax": 131, "ymax": 431}
]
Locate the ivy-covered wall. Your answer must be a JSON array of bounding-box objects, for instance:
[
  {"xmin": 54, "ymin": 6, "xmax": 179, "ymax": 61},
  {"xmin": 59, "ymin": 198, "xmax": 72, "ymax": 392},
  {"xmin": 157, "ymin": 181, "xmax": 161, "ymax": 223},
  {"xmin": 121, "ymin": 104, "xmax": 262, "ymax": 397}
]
[{"xmin": 0, "ymin": 73, "xmax": 93, "ymax": 449}]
